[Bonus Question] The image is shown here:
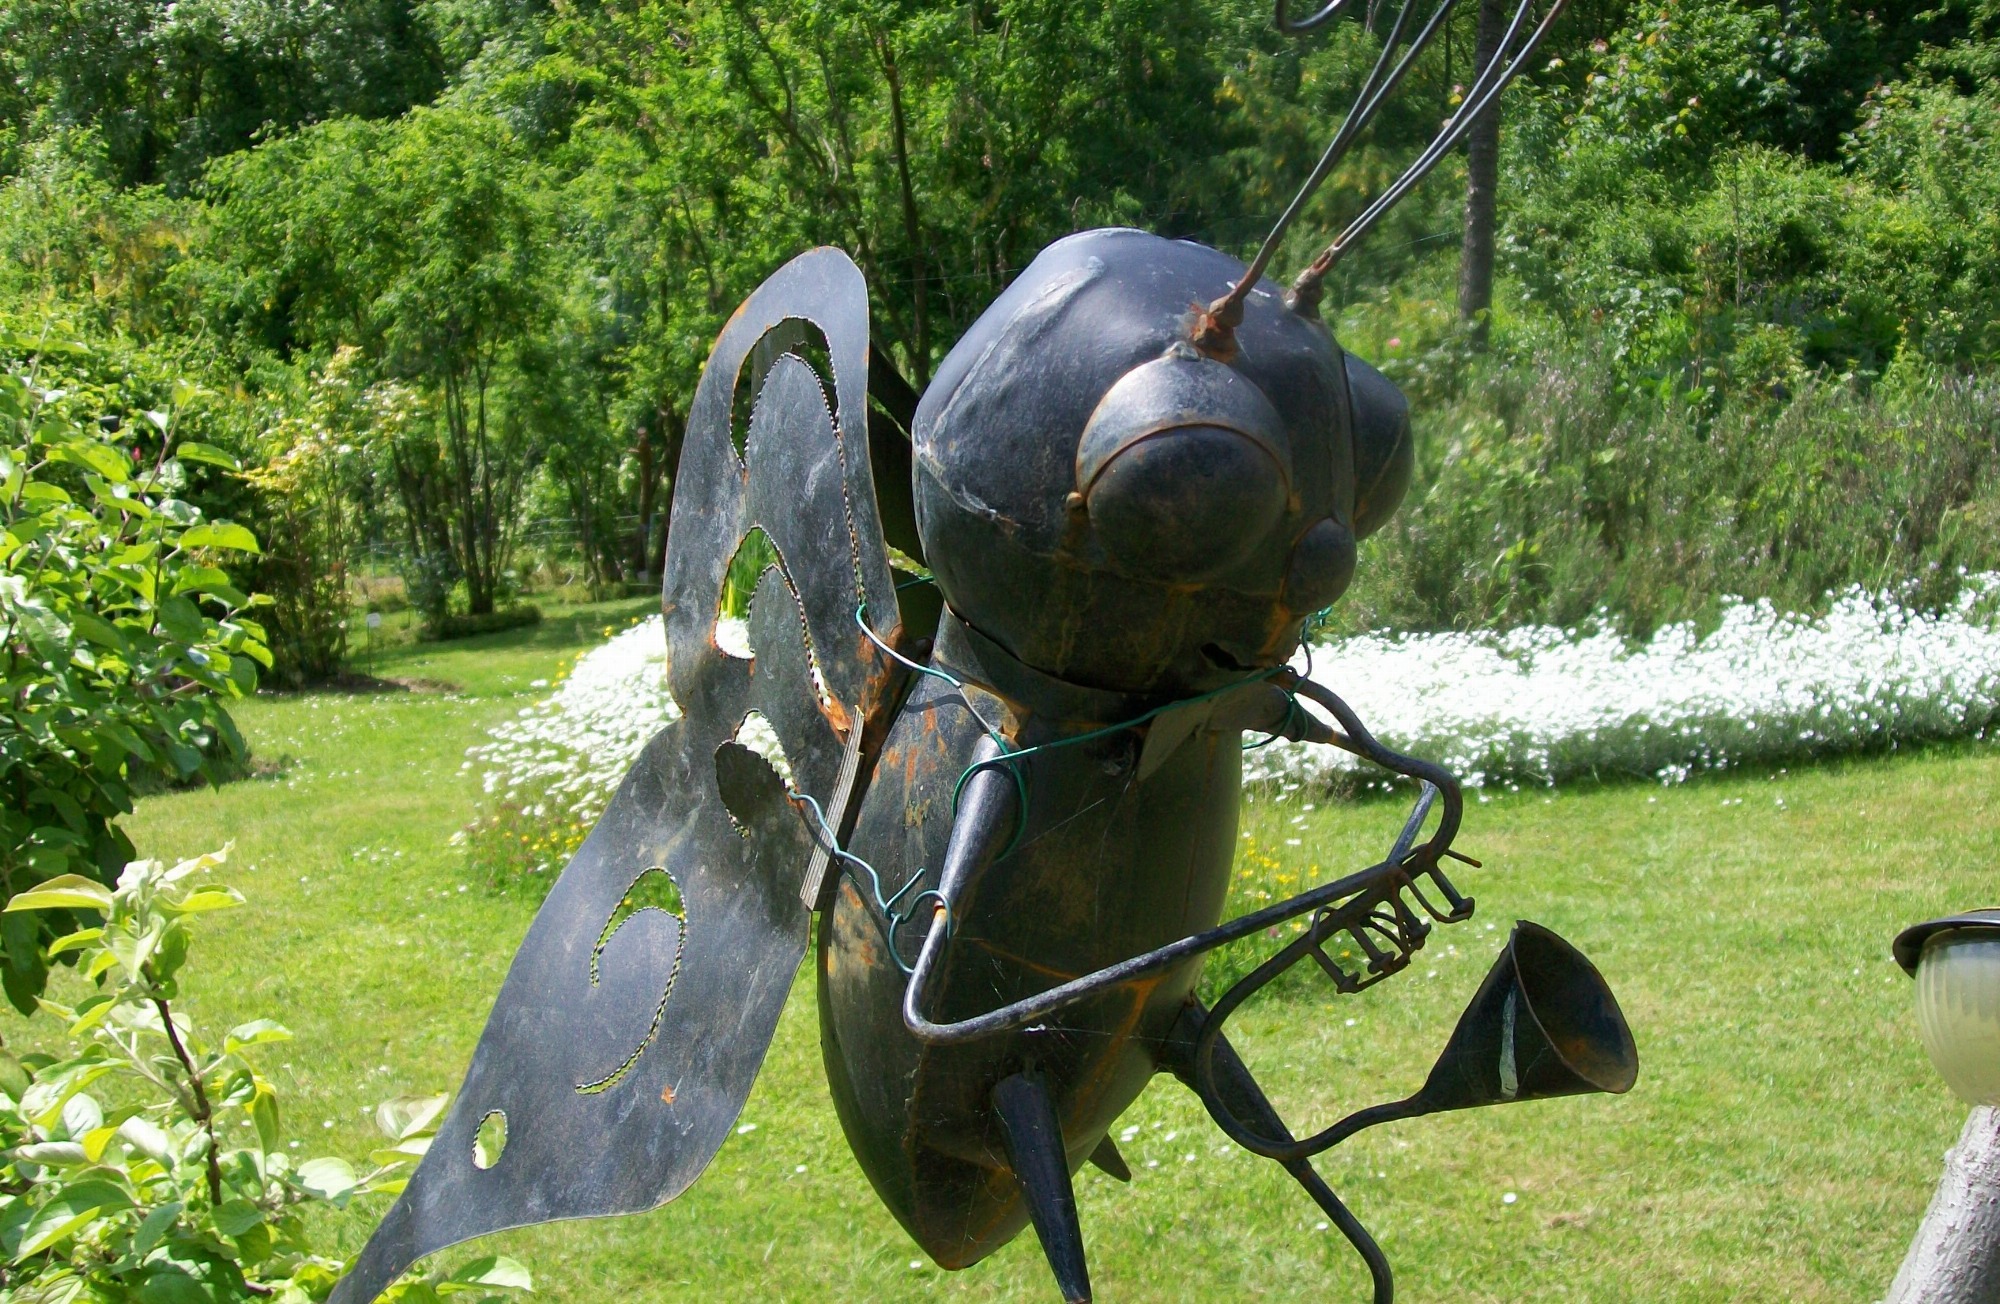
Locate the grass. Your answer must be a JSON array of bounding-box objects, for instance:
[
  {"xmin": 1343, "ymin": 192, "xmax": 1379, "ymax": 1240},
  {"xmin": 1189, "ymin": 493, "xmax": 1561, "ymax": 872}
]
[
  {"xmin": 341, "ymin": 593, "xmax": 660, "ymax": 686},
  {"xmin": 6, "ymin": 596, "xmax": 1988, "ymax": 1301}
]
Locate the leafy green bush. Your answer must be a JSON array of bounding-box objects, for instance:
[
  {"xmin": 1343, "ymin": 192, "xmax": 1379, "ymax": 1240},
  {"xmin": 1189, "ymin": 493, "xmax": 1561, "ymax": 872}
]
[
  {"xmin": 1503, "ymin": 46, "xmax": 2000, "ymax": 386},
  {"xmin": 1332, "ymin": 349, "xmax": 2000, "ymax": 636},
  {"xmin": 242, "ymin": 349, "xmax": 374, "ymax": 687},
  {"xmin": 0, "ymin": 851, "xmax": 531, "ymax": 1303},
  {"xmin": 1, "ymin": 342, "xmax": 270, "ymax": 1008},
  {"xmin": 431, "ymin": 604, "xmax": 541, "ymax": 641}
]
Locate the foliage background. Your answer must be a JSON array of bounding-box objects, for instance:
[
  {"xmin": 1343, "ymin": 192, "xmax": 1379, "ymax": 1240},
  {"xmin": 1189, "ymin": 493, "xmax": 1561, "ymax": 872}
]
[
  {"xmin": 6, "ymin": 4, "xmax": 1997, "ymax": 1298},
  {"xmin": 0, "ymin": 327, "xmax": 268, "ymax": 1008},
  {"xmin": 0, "ymin": 0, "xmax": 1994, "ymax": 663}
]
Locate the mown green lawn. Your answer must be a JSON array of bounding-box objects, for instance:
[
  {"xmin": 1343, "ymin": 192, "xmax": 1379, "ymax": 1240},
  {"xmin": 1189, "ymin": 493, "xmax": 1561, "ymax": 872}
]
[{"xmin": 9, "ymin": 600, "xmax": 1988, "ymax": 1302}]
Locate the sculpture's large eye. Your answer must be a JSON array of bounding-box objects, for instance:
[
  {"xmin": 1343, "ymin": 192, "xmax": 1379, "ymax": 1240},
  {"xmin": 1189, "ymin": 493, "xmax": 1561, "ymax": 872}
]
[
  {"xmin": 1282, "ymin": 516, "xmax": 1358, "ymax": 615},
  {"xmin": 1346, "ymin": 352, "xmax": 1413, "ymax": 540},
  {"xmin": 1076, "ymin": 353, "xmax": 1291, "ymax": 583}
]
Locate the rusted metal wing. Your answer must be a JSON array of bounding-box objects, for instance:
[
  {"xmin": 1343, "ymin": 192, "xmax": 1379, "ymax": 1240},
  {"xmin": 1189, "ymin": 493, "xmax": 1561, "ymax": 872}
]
[{"xmin": 329, "ymin": 248, "xmax": 904, "ymax": 1304}]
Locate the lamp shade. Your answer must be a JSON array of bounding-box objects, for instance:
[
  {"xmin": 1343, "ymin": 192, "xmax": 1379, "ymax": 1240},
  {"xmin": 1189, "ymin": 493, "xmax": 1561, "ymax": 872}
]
[{"xmin": 1895, "ymin": 910, "xmax": 2000, "ymax": 1106}]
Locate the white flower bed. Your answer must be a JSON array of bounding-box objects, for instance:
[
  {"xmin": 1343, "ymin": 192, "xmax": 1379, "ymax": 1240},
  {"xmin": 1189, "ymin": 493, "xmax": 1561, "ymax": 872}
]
[
  {"xmin": 469, "ymin": 577, "xmax": 2000, "ymax": 827},
  {"xmin": 1249, "ymin": 575, "xmax": 2000, "ymax": 792},
  {"xmin": 464, "ymin": 618, "xmax": 680, "ymax": 830},
  {"xmin": 463, "ymin": 618, "xmax": 774, "ymax": 839}
]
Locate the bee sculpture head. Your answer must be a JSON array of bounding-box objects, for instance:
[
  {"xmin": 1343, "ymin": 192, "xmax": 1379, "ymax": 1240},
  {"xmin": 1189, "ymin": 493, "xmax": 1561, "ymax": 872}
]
[
  {"xmin": 908, "ymin": 0, "xmax": 1571, "ymax": 699},
  {"xmin": 912, "ymin": 228, "xmax": 1412, "ymax": 697}
]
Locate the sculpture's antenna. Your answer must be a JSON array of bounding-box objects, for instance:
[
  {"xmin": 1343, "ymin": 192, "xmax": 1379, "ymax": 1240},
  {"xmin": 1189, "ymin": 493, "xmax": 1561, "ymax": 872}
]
[{"xmin": 1191, "ymin": 0, "xmax": 1569, "ymax": 352}]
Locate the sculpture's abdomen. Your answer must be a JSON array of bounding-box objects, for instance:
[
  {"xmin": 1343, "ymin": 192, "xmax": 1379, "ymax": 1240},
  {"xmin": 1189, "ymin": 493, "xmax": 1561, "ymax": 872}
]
[{"xmin": 817, "ymin": 665, "xmax": 1241, "ymax": 1269}]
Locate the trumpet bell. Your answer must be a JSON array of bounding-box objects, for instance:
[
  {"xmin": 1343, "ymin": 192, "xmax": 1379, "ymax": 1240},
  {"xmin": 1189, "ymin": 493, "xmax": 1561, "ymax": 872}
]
[{"xmin": 1415, "ymin": 920, "xmax": 1638, "ymax": 1115}]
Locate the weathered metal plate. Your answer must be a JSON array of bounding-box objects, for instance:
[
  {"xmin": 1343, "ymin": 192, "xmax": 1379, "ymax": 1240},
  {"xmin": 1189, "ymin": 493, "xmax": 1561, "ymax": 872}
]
[{"xmin": 330, "ymin": 248, "xmax": 903, "ymax": 1304}]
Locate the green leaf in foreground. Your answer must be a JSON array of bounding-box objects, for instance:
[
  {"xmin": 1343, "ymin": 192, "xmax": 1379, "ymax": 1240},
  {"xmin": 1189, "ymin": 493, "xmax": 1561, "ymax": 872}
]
[
  {"xmin": 5, "ymin": 877, "xmax": 114, "ymax": 913},
  {"xmin": 173, "ymin": 442, "xmax": 240, "ymax": 471},
  {"xmin": 178, "ymin": 522, "xmax": 260, "ymax": 554},
  {"xmin": 442, "ymin": 1255, "xmax": 535, "ymax": 1293},
  {"xmin": 222, "ymin": 1019, "xmax": 290, "ymax": 1053},
  {"xmin": 0, "ymin": 861, "xmax": 534, "ymax": 1299}
]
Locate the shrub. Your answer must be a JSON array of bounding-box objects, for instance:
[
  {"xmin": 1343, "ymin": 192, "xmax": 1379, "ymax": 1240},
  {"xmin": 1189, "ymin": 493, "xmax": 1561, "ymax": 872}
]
[
  {"xmin": 1251, "ymin": 575, "xmax": 2000, "ymax": 795},
  {"xmin": 1502, "ymin": 44, "xmax": 2000, "ymax": 383},
  {"xmin": 431, "ymin": 603, "xmax": 541, "ymax": 641},
  {"xmin": 458, "ymin": 620, "xmax": 664, "ymax": 889},
  {"xmin": 457, "ymin": 614, "xmax": 773, "ymax": 892},
  {"xmin": 471, "ymin": 578, "xmax": 2000, "ymax": 864},
  {"xmin": 402, "ymin": 552, "xmax": 458, "ymax": 633},
  {"xmin": 243, "ymin": 349, "xmax": 373, "ymax": 687},
  {"xmin": 0, "ymin": 341, "xmax": 270, "ymax": 1009},
  {"xmin": 0, "ymin": 851, "xmax": 532, "ymax": 1302},
  {"xmin": 1333, "ymin": 352, "xmax": 2000, "ymax": 637}
]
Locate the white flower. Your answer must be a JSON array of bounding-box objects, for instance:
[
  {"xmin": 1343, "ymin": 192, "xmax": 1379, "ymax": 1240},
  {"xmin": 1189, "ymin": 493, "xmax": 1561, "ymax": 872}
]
[
  {"xmin": 471, "ymin": 578, "xmax": 2000, "ymax": 832},
  {"xmin": 1246, "ymin": 575, "xmax": 2000, "ymax": 793},
  {"xmin": 466, "ymin": 617, "xmax": 784, "ymax": 838}
]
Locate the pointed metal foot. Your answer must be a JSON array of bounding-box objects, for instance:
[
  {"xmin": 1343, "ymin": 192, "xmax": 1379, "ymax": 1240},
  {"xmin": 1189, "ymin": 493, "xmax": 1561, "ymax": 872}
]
[
  {"xmin": 1087, "ymin": 1134, "xmax": 1132, "ymax": 1183},
  {"xmin": 992, "ymin": 1071, "xmax": 1092, "ymax": 1303}
]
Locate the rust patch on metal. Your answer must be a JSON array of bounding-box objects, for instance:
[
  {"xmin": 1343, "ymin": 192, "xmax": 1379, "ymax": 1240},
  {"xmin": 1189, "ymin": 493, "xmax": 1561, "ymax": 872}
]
[{"xmin": 1185, "ymin": 296, "xmax": 1242, "ymax": 362}]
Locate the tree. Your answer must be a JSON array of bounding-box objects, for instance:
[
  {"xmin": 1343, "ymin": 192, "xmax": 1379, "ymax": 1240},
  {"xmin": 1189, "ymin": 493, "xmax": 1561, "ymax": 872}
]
[
  {"xmin": 366, "ymin": 110, "xmax": 549, "ymax": 615},
  {"xmin": 0, "ymin": 334, "xmax": 268, "ymax": 1008},
  {"xmin": 206, "ymin": 109, "xmax": 551, "ymax": 616},
  {"xmin": 243, "ymin": 348, "xmax": 373, "ymax": 684},
  {"xmin": 0, "ymin": 0, "xmax": 445, "ymax": 191},
  {"xmin": 536, "ymin": 0, "xmax": 1249, "ymax": 391},
  {"xmin": 1457, "ymin": 0, "xmax": 1507, "ymax": 347}
]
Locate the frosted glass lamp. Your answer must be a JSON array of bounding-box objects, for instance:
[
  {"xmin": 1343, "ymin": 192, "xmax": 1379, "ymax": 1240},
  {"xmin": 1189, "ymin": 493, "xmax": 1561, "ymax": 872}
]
[{"xmin": 1895, "ymin": 910, "xmax": 2000, "ymax": 1106}]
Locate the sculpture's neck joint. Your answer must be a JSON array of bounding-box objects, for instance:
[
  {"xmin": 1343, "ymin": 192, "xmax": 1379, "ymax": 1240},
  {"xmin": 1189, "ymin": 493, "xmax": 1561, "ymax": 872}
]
[{"xmin": 931, "ymin": 606, "xmax": 1175, "ymax": 743}]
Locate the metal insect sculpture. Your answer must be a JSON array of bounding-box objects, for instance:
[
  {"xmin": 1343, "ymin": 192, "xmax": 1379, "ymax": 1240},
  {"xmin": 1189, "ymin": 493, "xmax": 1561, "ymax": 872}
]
[{"xmin": 332, "ymin": 0, "xmax": 1638, "ymax": 1299}]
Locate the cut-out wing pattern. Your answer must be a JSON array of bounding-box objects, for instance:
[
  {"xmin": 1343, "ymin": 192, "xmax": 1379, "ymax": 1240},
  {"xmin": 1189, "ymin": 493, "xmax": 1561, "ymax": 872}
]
[{"xmin": 330, "ymin": 248, "xmax": 905, "ymax": 1304}]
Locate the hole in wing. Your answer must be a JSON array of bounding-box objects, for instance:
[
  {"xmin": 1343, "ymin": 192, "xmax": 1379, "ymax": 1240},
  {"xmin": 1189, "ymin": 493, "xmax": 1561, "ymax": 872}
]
[
  {"xmin": 748, "ymin": 555, "xmax": 838, "ymax": 722},
  {"xmin": 714, "ymin": 736, "xmax": 794, "ymax": 841},
  {"xmin": 591, "ymin": 866, "xmax": 685, "ymax": 980},
  {"xmin": 715, "ymin": 527, "xmax": 840, "ymax": 725},
  {"xmin": 729, "ymin": 711, "xmax": 793, "ymax": 787},
  {"xmin": 731, "ymin": 317, "xmax": 835, "ymax": 464},
  {"xmin": 472, "ymin": 1109, "xmax": 508, "ymax": 1169},
  {"xmin": 574, "ymin": 865, "xmax": 686, "ymax": 1096},
  {"xmin": 716, "ymin": 526, "xmax": 777, "ymax": 658}
]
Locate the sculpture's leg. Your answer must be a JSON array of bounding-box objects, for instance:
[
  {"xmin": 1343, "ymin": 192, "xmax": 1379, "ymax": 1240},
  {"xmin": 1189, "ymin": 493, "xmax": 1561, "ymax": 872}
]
[
  {"xmin": 1087, "ymin": 1135, "xmax": 1132, "ymax": 1182},
  {"xmin": 992, "ymin": 1071, "xmax": 1093, "ymax": 1303},
  {"xmin": 1160, "ymin": 1000, "xmax": 1393, "ymax": 1304}
]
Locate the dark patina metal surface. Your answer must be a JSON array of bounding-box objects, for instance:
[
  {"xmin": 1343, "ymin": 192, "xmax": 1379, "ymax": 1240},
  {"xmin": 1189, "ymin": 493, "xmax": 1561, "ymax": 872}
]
[
  {"xmin": 329, "ymin": 248, "xmax": 909, "ymax": 1304},
  {"xmin": 1895, "ymin": 909, "xmax": 2000, "ymax": 975}
]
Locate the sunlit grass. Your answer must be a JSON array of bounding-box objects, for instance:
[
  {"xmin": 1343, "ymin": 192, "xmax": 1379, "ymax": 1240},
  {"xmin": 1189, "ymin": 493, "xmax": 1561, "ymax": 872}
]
[{"xmin": 4, "ymin": 601, "xmax": 1985, "ymax": 1301}]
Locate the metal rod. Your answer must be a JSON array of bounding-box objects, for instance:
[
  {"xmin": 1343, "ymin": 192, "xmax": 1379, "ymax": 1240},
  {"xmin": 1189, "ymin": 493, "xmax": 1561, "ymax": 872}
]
[
  {"xmin": 1210, "ymin": 0, "xmax": 1441, "ymax": 320},
  {"xmin": 1294, "ymin": 0, "xmax": 1569, "ymax": 288},
  {"xmin": 903, "ymin": 852, "xmax": 1411, "ymax": 1044},
  {"xmin": 1388, "ymin": 781, "xmax": 1437, "ymax": 864},
  {"xmin": 1286, "ymin": 1158, "xmax": 1397, "ymax": 1304},
  {"xmin": 1191, "ymin": 880, "xmax": 1435, "ymax": 1159},
  {"xmin": 902, "ymin": 675, "xmax": 1466, "ymax": 1045},
  {"xmin": 1207, "ymin": 0, "xmax": 1568, "ymax": 338},
  {"xmin": 1276, "ymin": 0, "xmax": 1364, "ymax": 34}
]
